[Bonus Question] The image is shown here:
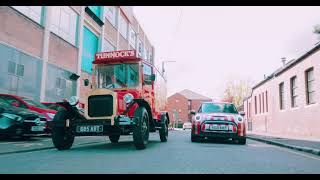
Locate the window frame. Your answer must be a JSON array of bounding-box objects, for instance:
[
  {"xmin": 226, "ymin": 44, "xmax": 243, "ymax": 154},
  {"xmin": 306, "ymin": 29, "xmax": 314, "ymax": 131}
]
[
  {"xmin": 305, "ymin": 68, "xmax": 315, "ymax": 105},
  {"xmin": 290, "ymin": 76, "xmax": 298, "ymax": 108},
  {"xmin": 279, "ymin": 82, "xmax": 285, "ymax": 110}
]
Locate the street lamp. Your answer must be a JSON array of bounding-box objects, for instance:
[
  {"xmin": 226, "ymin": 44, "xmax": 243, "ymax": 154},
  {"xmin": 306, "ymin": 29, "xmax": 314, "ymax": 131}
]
[{"xmin": 161, "ymin": 60, "xmax": 176, "ymax": 75}]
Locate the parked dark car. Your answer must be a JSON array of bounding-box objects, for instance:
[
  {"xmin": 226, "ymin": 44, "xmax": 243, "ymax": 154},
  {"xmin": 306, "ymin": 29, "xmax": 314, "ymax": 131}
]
[
  {"xmin": 0, "ymin": 94, "xmax": 57, "ymax": 134},
  {"xmin": 0, "ymin": 97, "xmax": 47, "ymax": 139}
]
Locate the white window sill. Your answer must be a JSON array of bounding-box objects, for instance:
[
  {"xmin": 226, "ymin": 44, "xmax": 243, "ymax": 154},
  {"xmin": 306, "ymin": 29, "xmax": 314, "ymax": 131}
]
[{"xmin": 304, "ymin": 103, "xmax": 318, "ymax": 108}]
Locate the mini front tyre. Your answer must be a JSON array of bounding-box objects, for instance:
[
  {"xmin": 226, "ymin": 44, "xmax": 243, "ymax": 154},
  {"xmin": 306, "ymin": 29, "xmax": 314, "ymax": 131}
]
[{"xmin": 237, "ymin": 137, "xmax": 246, "ymax": 145}]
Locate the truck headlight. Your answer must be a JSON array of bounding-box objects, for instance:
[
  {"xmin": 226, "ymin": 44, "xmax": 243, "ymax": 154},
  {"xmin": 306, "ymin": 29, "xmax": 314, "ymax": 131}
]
[
  {"xmin": 1, "ymin": 113, "xmax": 23, "ymax": 122},
  {"xmin": 69, "ymin": 96, "xmax": 79, "ymax": 106},
  {"xmin": 123, "ymin": 93, "xmax": 134, "ymax": 104}
]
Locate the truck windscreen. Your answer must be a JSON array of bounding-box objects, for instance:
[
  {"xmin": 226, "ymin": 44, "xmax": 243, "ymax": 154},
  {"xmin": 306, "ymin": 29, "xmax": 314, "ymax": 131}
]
[{"xmin": 94, "ymin": 63, "xmax": 139, "ymax": 89}]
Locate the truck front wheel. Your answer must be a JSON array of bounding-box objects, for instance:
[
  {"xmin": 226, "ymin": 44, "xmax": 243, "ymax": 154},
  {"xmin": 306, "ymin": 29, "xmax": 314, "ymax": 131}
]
[
  {"xmin": 51, "ymin": 110, "xmax": 74, "ymax": 150},
  {"xmin": 159, "ymin": 116, "xmax": 168, "ymax": 142},
  {"xmin": 109, "ymin": 135, "xmax": 120, "ymax": 143},
  {"xmin": 133, "ymin": 107, "xmax": 149, "ymax": 150}
]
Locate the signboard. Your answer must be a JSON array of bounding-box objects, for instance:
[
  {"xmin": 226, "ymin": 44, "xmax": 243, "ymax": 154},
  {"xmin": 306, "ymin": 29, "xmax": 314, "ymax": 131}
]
[{"xmin": 94, "ymin": 50, "xmax": 138, "ymax": 63}]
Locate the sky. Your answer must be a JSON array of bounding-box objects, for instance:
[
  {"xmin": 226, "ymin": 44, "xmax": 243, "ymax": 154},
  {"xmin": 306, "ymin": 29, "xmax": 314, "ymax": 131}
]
[{"xmin": 133, "ymin": 6, "xmax": 320, "ymax": 99}]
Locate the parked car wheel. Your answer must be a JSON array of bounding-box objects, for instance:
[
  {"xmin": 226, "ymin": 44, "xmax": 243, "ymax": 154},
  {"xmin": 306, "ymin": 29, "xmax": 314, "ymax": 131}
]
[
  {"xmin": 133, "ymin": 107, "xmax": 149, "ymax": 150},
  {"xmin": 191, "ymin": 135, "xmax": 200, "ymax": 142},
  {"xmin": 237, "ymin": 137, "xmax": 246, "ymax": 145}
]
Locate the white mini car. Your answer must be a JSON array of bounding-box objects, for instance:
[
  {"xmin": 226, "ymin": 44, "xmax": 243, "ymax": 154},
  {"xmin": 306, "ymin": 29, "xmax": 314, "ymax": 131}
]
[{"xmin": 183, "ymin": 122, "xmax": 192, "ymax": 130}]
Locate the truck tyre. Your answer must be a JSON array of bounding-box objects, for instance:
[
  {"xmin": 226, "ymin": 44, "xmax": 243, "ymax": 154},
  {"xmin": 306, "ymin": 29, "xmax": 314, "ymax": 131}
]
[
  {"xmin": 109, "ymin": 135, "xmax": 120, "ymax": 143},
  {"xmin": 51, "ymin": 110, "xmax": 74, "ymax": 150},
  {"xmin": 159, "ymin": 116, "xmax": 168, "ymax": 142},
  {"xmin": 133, "ymin": 107, "xmax": 149, "ymax": 150},
  {"xmin": 237, "ymin": 137, "xmax": 246, "ymax": 145}
]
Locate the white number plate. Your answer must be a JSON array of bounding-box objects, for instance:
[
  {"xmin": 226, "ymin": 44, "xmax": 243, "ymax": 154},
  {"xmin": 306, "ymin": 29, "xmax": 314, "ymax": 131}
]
[
  {"xmin": 31, "ymin": 126, "xmax": 45, "ymax": 131},
  {"xmin": 76, "ymin": 125, "xmax": 103, "ymax": 133},
  {"xmin": 209, "ymin": 125, "xmax": 228, "ymax": 131}
]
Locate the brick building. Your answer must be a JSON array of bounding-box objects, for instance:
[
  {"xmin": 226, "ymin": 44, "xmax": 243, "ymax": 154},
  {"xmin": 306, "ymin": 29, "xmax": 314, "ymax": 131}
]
[
  {"xmin": 0, "ymin": 6, "xmax": 154, "ymax": 103},
  {"xmin": 243, "ymin": 42, "xmax": 320, "ymax": 139},
  {"xmin": 167, "ymin": 89, "xmax": 212, "ymax": 128}
]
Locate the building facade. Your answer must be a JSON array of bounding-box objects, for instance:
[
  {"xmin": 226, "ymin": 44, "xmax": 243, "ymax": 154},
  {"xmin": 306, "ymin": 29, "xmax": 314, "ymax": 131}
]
[
  {"xmin": 0, "ymin": 6, "xmax": 154, "ymax": 103},
  {"xmin": 167, "ymin": 89, "xmax": 212, "ymax": 128},
  {"xmin": 244, "ymin": 43, "xmax": 320, "ymax": 139}
]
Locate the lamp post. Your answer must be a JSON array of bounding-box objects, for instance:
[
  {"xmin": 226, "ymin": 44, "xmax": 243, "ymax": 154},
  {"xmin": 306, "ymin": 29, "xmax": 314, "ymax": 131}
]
[{"xmin": 161, "ymin": 60, "xmax": 176, "ymax": 75}]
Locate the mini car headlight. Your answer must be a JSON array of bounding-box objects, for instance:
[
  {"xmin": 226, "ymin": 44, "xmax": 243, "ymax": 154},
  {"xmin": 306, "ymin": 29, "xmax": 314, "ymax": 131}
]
[
  {"xmin": 237, "ymin": 116, "xmax": 243, "ymax": 122},
  {"xmin": 195, "ymin": 114, "xmax": 202, "ymax": 121},
  {"xmin": 123, "ymin": 93, "xmax": 134, "ymax": 104},
  {"xmin": 46, "ymin": 113, "xmax": 55, "ymax": 119},
  {"xmin": 69, "ymin": 96, "xmax": 79, "ymax": 106},
  {"xmin": 1, "ymin": 113, "xmax": 23, "ymax": 122}
]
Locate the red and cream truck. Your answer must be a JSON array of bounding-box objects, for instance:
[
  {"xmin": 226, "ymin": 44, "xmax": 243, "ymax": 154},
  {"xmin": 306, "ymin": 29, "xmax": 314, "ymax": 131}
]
[{"xmin": 50, "ymin": 50, "xmax": 169, "ymax": 150}]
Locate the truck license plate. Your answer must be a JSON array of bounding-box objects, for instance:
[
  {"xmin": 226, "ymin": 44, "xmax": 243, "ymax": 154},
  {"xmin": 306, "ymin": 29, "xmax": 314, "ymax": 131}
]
[{"xmin": 76, "ymin": 125, "xmax": 103, "ymax": 133}]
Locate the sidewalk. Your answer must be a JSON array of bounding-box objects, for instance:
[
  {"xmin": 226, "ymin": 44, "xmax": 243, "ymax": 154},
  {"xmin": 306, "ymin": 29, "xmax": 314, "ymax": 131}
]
[{"xmin": 247, "ymin": 131, "xmax": 320, "ymax": 156}]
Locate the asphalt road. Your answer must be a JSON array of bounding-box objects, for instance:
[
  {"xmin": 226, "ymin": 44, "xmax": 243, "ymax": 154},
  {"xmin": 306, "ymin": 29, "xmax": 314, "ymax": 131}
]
[{"xmin": 0, "ymin": 130, "xmax": 320, "ymax": 174}]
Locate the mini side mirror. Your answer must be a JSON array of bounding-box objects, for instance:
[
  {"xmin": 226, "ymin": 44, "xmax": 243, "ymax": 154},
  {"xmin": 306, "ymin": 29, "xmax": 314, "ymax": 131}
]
[
  {"xmin": 151, "ymin": 74, "xmax": 156, "ymax": 81},
  {"xmin": 84, "ymin": 79, "xmax": 89, "ymax": 87},
  {"xmin": 190, "ymin": 110, "xmax": 196, "ymax": 115},
  {"xmin": 240, "ymin": 111, "xmax": 245, "ymax": 116}
]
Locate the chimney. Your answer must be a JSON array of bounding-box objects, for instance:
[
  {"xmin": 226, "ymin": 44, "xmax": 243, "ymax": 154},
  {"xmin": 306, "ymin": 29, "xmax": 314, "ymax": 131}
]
[
  {"xmin": 281, "ymin": 57, "xmax": 286, "ymax": 67},
  {"xmin": 264, "ymin": 74, "xmax": 266, "ymax": 79}
]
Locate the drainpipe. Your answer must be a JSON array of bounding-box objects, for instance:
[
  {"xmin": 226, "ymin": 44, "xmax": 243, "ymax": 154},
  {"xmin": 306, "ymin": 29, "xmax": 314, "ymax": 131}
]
[
  {"xmin": 116, "ymin": 7, "xmax": 120, "ymax": 50},
  {"xmin": 76, "ymin": 6, "xmax": 85, "ymax": 101},
  {"xmin": 39, "ymin": 6, "xmax": 52, "ymax": 102}
]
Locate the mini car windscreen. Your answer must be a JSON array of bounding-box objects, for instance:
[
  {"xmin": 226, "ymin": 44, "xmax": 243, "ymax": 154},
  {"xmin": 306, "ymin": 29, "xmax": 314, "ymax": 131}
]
[{"xmin": 200, "ymin": 103, "xmax": 238, "ymax": 114}]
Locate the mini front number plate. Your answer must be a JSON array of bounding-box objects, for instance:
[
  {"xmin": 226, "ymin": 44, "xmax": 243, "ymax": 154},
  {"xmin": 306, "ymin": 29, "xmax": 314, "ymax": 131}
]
[{"xmin": 76, "ymin": 125, "xmax": 103, "ymax": 133}]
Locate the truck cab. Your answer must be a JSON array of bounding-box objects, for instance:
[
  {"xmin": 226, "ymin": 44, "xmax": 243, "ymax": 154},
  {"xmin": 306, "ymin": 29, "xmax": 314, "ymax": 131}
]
[{"xmin": 50, "ymin": 50, "xmax": 169, "ymax": 150}]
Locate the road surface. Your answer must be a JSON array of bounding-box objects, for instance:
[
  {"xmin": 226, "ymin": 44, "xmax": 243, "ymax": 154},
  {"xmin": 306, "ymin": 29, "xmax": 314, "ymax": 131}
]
[{"xmin": 0, "ymin": 130, "xmax": 319, "ymax": 174}]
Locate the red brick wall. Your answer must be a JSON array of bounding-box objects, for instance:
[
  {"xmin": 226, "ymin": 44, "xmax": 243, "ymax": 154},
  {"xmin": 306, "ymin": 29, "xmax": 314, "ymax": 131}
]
[
  {"xmin": 166, "ymin": 93, "xmax": 189, "ymax": 126},
  {"xmin": 48, "ymin": 33, "xmax": 78, "ymax": 73},
  {"xmin": 0, "ymin": 6, "xmax": 44, "ymax": 58}
]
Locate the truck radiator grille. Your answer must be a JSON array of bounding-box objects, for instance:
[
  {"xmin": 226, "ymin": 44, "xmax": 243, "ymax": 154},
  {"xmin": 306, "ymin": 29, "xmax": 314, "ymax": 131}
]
[{"xmin": 88, "ymin": 95, "xmax": 113, "ymax": 117}]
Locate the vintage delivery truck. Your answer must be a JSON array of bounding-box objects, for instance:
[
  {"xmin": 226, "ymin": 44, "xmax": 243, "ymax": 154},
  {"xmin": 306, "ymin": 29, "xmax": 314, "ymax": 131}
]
[{"xmin": 50, "ymin": 50, "xmax": 169, "ymax": 150}]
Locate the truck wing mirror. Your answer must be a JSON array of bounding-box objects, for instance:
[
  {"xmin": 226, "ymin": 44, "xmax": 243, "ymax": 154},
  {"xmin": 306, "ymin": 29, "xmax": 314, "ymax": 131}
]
[
  {"xmin": 190, "ymin": 110, "xmax": 196, "ymax": 115},
  {"xmin": 151, "ymin": 74, "xmax": 156, "ymax": 81},
  {"xmin": 84, "ymin": 79, "xmax": 89, "ymax": 87}
]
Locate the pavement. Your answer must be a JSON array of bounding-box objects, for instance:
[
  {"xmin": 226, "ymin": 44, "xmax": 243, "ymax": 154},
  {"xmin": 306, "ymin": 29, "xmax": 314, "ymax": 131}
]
[
  {"xmin": 0, "ymin": 130, "xmax": 320, "ymax": 173},
  {"xmin": 247, "ymin": 131, "xmax": 320, "ymax": 156}
]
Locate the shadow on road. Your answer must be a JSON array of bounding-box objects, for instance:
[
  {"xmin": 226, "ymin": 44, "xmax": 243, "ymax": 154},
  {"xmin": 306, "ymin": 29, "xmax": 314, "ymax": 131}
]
[{"xmin": 69, "ymin": 139, "xmax": 162, "ymax": 152}]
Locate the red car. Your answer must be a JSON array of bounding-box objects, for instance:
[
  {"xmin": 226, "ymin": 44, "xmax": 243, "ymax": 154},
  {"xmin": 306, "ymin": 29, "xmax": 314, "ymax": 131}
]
[
  {"xmin": 0, "ymin": 94, "xmax": 57, "ymax": 133},
  {"xmin": 190, "ymin": 101, "xmax": 246, "ymax": 144}
]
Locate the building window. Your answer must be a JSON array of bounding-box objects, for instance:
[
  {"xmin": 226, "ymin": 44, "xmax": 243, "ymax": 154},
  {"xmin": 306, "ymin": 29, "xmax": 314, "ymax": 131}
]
[
  {"xmin": 104, "ymin": 6, "xmax": 117, "ymax": 27},
  {"xmin": 266, "ymin": 91, "xmax": 268, "ymax": 112},
  {"xmin": 262, "ymin": 92, "xmax": 265, "ymax": 113},
  {"xmin": 248, "ymin": 102, "xmax": 251, "ymax": 117},
  {"xmin": 254, "ymin": 96, "xmax": 257, "ymax": 114},
  {"xmin": 8, "ymin": 61, "xmax": 24, "ymax": 77},
  {"xmin": 305, "ymin": 68, "xmax": 315, "ymax": 104},
  {"xmin": 290, "ymin": 76, "xmax": 298, "ymax": 108},
  {"xmin": 279, "ymin": 82, "xmax": 285, "ymax": 110},
  {"xmin": 50, "ymin": 6, "xmax": 78, "ymax": 46},
  {"xmin": 103, "ymin": 39, "xmax": 116, "ymax": 52},
  {"xmin": 88, "ymin": 6, "xmax": 101, "ymax": 19},
  {"xmin": 129, "ymin": 25, "xmax": 136, "ymax": 48},
  {"xmin": 119, "ymin": 13, "xmax": 128, "ymax": 39},
  {"xmin": 259, "ymin": 94, "xmax": 261, "ymax": 113},
  {"xmin": 137, "ymin": 38, "xmax": 143, "ymax": 57},
  {"xmin": 12, "ymin": 6, "xmax": 43, "ymax": 25}
]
